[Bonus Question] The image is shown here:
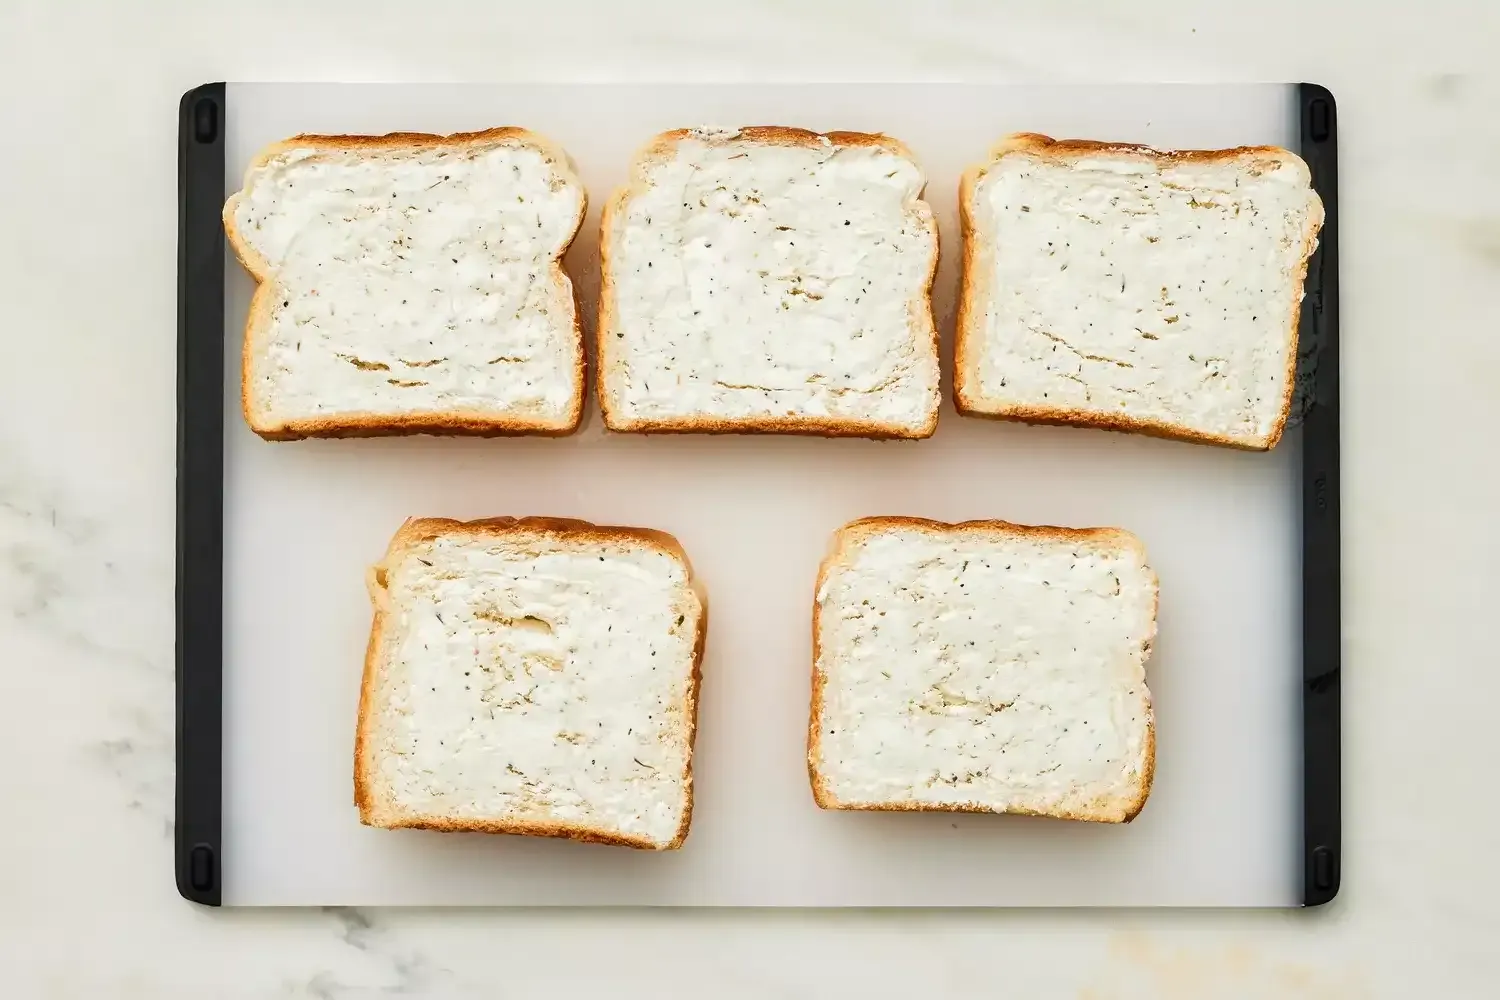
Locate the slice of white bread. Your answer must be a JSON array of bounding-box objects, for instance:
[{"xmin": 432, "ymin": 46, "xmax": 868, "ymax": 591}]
[
  {"xmin": 225, "ymin": 128, "xmax": 586, "ymax": 440},
  {"xmin": 956, "ymin": 134, "xmax": 1324, "ymax": 450},
  {"xmin": 355, "ymin": 517, "xmax": 706, "ymax": 849},
  {"xmin": 809, "ymin": 516, "xmax": 1157, "ymax": 823},
  {"xmin": 598, "ymin": 127, "xmax": 940, "ymax": 438}
]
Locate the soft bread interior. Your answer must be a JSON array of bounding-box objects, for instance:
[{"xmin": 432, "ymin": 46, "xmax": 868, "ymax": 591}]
[
  {"xmin": 359, "ymin": 520, "xmax": 702, "ymax": 848},
  {"xmin": 601, "ymin": 129, "xmax": 939, "ymax": 436},
  {"xmin": 958, "ymin": 139, "xmax": 1322, "ymax": 449},
  {"xmin": 227, "ymin": 133, "xmax": 584, "ymax": 435},
  {"xmin": 812, "ymin": 519, "xmax": 1156, "ymax": 822}
]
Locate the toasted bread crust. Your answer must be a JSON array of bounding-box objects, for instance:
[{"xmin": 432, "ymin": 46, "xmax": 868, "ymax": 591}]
[
  {"xmin": 224, "ymin": 128, "xmax": 587, "ymax": 442},
  {"xmin": 954, "ymin": 133, "xmax": 1324, "ymax": 451},
  {"xmin": 355, "ymin": 516, "xmax": 706, "ymax": 849},
  {"xmin": 597, "ymin": 126, "xmax": 940, "ymax": 439},
  {"xmin": 808, "ymin": 515, "xmax": 1157, "ymax": 824}
]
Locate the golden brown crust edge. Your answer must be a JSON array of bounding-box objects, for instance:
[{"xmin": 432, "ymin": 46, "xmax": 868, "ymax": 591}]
[
  {"xmin": 597, "ymin": 126, "xmax": 939, "ymax": 440},
  {"xmin": 638, "ymin": 125, "xmax": 919, "ymax": 159},
  {"xmin": 225, "ymin": 127, "xmax": 587, "ymax": 442},
  {"xmin": 954, "ymin": 133, "xmax": 1324, "ymax": 451},
  {"xmin": 354, "ymin": 515, "xmax": 706, "ymax": 849},
  {"xmin": 807, "ymin": 515, "xmax": 1157, "ymax": 823},
  {"xmin": 985, "ymin": 131, "xmax": 1300, "ymax": 164},
  {"xmin": 952, "ymin": 404, "xmax": 1281, "ymax": 452}
]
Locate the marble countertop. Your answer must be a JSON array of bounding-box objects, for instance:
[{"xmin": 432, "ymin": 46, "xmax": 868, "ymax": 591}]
[{"xmin": 1, "ymin": 0, "xmax": 1497, "ymax": 996}]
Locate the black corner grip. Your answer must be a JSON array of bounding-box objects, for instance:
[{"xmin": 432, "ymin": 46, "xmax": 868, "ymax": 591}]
[
  {"xmin": 1308, "ymin": 96, "xmax": 1331, "ymax": 143},
  {"xmin": 189, "ymin": 843, "xmax": 216, "ymax": 892},
  {"xmin": 193, "ymin": 97, "xmax": 219, "ymax": 144},
  {"xmin": 1311, "ymin": 845, "xmax": 1336, "ymax": 892}
]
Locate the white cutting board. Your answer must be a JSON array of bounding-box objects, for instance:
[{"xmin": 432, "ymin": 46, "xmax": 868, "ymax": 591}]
[{"xmin": 220, "ymin": 83, "xmax": 1302, "ymax": 906}]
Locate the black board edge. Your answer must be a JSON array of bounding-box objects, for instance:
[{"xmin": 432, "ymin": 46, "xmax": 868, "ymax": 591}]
[
  {"xmin": 176, "ymin": 81, "xmax": 226, "ymax": 907},
  {"xmin": 1298, "ymin": 82, "xmax": 1341, "ymax": 908}
]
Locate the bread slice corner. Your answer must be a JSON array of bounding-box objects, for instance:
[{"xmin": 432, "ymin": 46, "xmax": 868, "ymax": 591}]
[
  {"xmin": 598, "ymin": 126, "xmax": 941, "ymax": 439},
  {"xmin": 809, "ymin": 515, "xmax": 1157, "ymax": 823},
  {"xmin": 225, "ymin": 128, "xmax": 586, "ymax": 441},
  {"xmin": 956, "ymin": 133, "xmax": 1324, "ymax": 450},
  {"xmin": 355, "ymin": 516, "xmax": 705, "ymax": 849}
]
